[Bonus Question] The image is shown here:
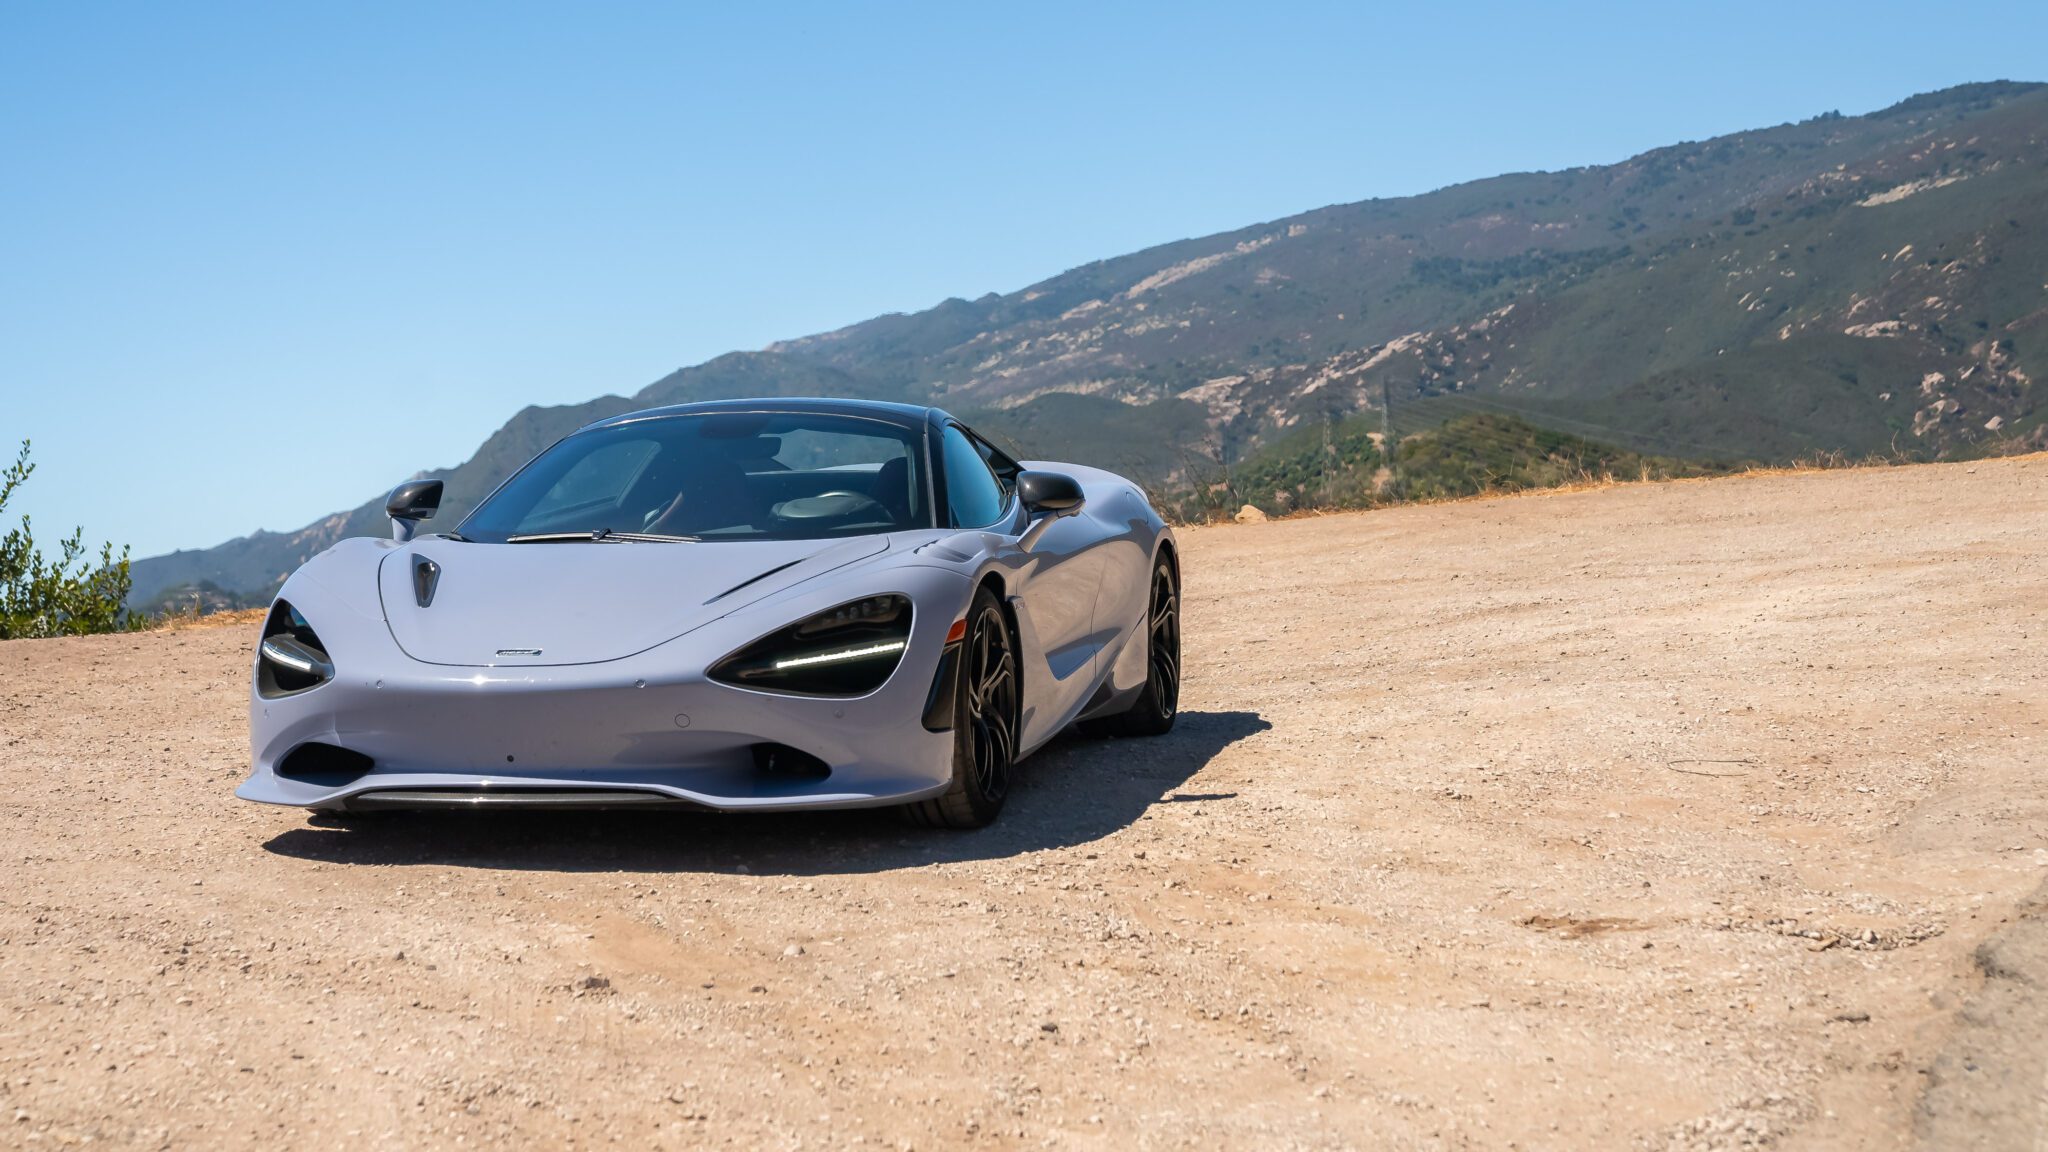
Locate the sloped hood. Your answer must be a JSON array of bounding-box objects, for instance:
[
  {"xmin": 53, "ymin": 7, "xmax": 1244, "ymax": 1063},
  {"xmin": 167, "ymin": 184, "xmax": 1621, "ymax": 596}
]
[{"xmin": 377, "ymin": 536, "xmax": 889, "ymax": 667}]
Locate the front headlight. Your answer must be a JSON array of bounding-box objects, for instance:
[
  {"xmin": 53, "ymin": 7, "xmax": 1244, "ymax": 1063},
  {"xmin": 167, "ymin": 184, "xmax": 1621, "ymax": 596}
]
[
  {"xmin": 709, "ymin": 594, "xmax": 912, "ymax": 697},
  {"xmin": 257, "ymin": 599, "xmax": 335, "ymax": 698}
]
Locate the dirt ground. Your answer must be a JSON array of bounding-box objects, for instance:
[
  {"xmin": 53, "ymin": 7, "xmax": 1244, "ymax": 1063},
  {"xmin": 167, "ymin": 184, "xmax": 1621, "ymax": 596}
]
[{"xmin": 4, "ymin": 458, "xmax": 2046, "ymax": 1151}]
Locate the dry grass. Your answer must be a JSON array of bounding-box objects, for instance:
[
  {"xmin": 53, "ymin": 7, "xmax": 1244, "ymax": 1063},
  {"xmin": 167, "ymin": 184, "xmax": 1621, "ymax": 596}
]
[
  {"xmin": 1196, "ymin": 449, "xmax": 2048, "ymax": 527},
  {"xmin": 143, "ymin": 606, "xmax": 267, "ymax": 634}
]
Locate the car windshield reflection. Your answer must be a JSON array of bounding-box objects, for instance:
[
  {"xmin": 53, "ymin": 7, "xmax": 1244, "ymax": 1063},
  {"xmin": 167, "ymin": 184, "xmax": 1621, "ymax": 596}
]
[{"xmin": 459, "ymin": 412, "xmax": 931, "ymax": 544}]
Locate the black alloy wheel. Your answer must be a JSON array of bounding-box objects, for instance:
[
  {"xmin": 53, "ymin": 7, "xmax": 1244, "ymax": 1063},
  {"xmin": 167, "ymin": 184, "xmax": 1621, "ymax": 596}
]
[
  {"xmin": 964, "ymin": 599, "xmax": 1019, "ymax": 803},
  {"xmin": 1145, "ymin": 562, "xmax": 1181, "ymax": 722},
  {"xmin": 904, "ymin": 585, "xmax": 1018, "ymax": 828},
  {"xmin": 1084, "ymin": 557, "xmax": 1181, "ymax": 738}
]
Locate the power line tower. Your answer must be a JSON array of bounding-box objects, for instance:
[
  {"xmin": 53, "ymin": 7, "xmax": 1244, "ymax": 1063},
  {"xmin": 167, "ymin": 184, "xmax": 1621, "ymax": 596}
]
[{"xmin": 1369, "ymin": 344, "xmax": 1393, "ymax": 493}]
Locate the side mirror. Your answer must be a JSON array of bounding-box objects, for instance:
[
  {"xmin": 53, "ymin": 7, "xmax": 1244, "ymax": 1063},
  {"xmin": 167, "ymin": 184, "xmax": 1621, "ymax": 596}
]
[
  {"xmin": 1018, "ymin": 471, "xmax": 1085, "ymax": 518},
  {"xmin": 386, "ymin": 479, "xmax": 444, "ymax": 542}
]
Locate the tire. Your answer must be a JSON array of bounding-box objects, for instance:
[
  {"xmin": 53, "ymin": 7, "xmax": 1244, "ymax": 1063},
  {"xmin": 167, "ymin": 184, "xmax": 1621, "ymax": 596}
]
[
  {"xmin": 1082, "ymin": 558, "xmax": 1180, "ymax": 738},
  {"xmin": 902, "ymin": 586, "xmax": 1019, "ymax": 829}
]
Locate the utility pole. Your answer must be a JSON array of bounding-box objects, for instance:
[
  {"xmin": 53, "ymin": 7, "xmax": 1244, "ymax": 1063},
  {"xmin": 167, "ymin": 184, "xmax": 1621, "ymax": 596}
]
[
  {"xmin": 1366, "ymin": 343, "xmax": 1392, "ymax": 493},
  {"xmin": 1381, "ymin": 375, "xmax": 1395, "ymax": 490},
  {"xmin": 1321, "ymin": 411, "xmax": 1334, "ymax": 508}
]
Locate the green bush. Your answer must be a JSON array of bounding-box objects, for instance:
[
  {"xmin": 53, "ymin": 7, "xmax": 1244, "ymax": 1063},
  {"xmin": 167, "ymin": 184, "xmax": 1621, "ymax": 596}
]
[{"xmin": 0, "ymin": 440, "xmax": 141, "ymax": 639}]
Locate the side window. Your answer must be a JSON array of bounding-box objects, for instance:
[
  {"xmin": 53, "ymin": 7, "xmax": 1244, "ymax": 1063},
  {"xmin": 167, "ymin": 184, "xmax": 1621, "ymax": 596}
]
[
  {"xmin": 967, "ymin": 430, "xmax": 1020, "ymax": 493},
  {"xmin": 941, "ymin": 425, "xmax": 1006, "ymax": 528}
]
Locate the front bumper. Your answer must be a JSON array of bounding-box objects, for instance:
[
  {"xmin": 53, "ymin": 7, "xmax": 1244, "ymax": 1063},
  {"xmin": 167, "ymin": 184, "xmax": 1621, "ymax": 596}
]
[{"xmin": 239, "ymin": 572, "xmax": 969, "ymax": 813}]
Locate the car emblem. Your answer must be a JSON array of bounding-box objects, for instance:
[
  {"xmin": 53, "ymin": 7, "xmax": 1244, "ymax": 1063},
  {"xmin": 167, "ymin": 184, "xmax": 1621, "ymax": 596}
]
[
  {"xmin": 496, "ymin": 648, "xmax": 543, "ymax": 657},
  {"xmin": 412, "ymin": 556, "xmax": 440, "ymax": 607}
]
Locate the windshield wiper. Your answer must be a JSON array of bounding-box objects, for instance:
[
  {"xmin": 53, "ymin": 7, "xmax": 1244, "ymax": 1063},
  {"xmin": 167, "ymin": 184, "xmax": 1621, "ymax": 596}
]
[{"xmin": 505, "ymin": 529, "xmax": 698, "ymax": 544}]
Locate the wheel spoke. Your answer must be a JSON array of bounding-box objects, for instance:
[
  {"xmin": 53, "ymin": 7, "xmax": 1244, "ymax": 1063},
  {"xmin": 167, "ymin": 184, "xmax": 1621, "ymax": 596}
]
[
  {"xmin": 973, "ymin": 727, "xmax": 996, "ymax": 792},
  {"xmin": 979, "ymin": 716, "xmax": 1006, "ymax": 794},
  {"xmin": 962, "ymin": 605, "xmax": 1015, "ymax": 802},
  {"xmin": 979, "ymin": 652, "xmax": 1011, "ymax": 701},
  {"xmin": 986, "ymin": 709, "xmax": 1011, "ymax": 767},
  {"xmin": 1147, "ymin": 569, "xmax": 1181, "ymax": 714}
]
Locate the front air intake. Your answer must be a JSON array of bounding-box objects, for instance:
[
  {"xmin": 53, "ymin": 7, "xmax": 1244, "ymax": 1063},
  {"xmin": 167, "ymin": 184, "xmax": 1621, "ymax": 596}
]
[
  {"xmin": 277, "ymin": 742, "xmax": 374, "ymax": 786},
  {"xmin": 750, "ymin": 743, "xmax": 831, "ymax": 779}
]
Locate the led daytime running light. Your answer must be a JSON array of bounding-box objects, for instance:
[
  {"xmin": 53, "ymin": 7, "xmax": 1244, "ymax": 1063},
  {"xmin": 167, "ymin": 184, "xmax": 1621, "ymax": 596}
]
[
  {"xmin": 772, "ymin": 640, "xmax": 907, "ymax": 670},
  {"xmin": 707, "ymin": 593, "xmax": 913, "ymax": 696},
  {"xmin": 261, "ymin": 638, "xmax": 317, "ymax": 674}
]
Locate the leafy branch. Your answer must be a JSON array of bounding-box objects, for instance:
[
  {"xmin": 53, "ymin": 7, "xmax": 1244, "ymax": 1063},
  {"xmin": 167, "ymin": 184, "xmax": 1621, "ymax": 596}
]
[{"xmin": 0, "ymin": 439, "xmax": 142, "ymax": 639}]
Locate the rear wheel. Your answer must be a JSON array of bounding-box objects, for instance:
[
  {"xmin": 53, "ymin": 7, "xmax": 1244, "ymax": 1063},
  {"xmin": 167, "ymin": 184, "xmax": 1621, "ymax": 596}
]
[
  {"xmin": 903, "ymin": 587, "xmax": 1018, "ymax": 829},
  {"xmin": 1083, "ymin": 558, "xmax": 1180, "ymax": 738}
]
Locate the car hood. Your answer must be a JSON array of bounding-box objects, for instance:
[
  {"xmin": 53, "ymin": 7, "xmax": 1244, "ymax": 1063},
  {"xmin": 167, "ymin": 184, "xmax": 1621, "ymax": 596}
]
[{"xmin": 377, "ymin": 535, "xmax": 889, "ymax": 667}]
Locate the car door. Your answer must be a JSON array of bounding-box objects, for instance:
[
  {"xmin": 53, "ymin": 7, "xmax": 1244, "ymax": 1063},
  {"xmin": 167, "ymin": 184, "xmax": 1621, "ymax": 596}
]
[{"xmin": 940, "ymin": 423, "xmax": 1107, "ymax": 746}]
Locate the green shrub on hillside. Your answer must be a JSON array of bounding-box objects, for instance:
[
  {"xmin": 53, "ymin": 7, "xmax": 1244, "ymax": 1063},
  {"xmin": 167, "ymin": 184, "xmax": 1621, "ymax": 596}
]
[
  {"xmin": 1184, "ymin": 410, "xmax": 1721, "ymax": 521},
  {"xmin": 0, "ymin": 440, "xmax": 141, "ymax": 639},
  {"xmin": 135, "ymin": 579, "xmax": 264, "ymax": 619},
  {"xmin": 1210, "ymin": 416, "xmax": 1390, "ymax": 516},
  {"xmin": 1390, "ymin": 413, "xmax": 1703, "ymax": 500}
]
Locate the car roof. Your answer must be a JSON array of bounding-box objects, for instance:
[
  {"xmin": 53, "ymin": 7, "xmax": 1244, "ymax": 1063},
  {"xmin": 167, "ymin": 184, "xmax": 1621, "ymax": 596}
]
[{"xmin": 581, "ymin": 396, "xmax": 947, "ymax": 433}]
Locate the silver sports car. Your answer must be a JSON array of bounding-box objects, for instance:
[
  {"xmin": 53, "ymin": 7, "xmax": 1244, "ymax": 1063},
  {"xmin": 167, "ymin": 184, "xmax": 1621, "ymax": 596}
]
[{"xmin": 238, "ymin": 398, "xmax": 1181, "ymax": 828}]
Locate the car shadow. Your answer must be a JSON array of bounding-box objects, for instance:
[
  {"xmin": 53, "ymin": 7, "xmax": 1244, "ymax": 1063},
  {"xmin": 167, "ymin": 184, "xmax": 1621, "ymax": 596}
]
[{"xmin": 260, "ymin": 709, "xmax": 1270, "ymax": 876}]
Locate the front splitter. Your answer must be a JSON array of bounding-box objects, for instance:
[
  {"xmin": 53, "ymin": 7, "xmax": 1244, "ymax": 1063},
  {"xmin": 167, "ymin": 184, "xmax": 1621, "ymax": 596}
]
[{"xmin": 340, "ymin": 787, "xmax": 711, "ymax": 812}]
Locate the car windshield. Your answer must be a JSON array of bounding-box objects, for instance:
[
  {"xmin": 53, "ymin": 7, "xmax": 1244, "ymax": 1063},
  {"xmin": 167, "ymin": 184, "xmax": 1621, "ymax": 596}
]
[{"xmin": 457, "ymin": 411, "xmax": 931, "ymax": 543}]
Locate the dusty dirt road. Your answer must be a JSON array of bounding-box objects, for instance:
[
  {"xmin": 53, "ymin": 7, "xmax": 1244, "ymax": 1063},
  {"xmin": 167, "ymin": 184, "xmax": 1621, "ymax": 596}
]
[{"xmin": 4, "ymin": 458, "xmax": 2046, "ymax": 1151}]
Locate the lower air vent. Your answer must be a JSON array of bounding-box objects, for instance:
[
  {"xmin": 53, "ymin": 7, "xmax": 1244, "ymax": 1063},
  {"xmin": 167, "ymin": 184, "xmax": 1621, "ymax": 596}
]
[
  {"xmin": 750, "ymin": 743, "xmax": 831, "ymax": 778},
  {"xmin": 277, "ymin": 742, "xmax": 374, "ymax": 786}
]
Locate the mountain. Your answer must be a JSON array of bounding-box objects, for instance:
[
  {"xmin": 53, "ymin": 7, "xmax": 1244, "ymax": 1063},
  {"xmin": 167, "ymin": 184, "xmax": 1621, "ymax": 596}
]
[{"xmin": 131, "ymin": 80, "xmax": 2048, "ymax": 605}]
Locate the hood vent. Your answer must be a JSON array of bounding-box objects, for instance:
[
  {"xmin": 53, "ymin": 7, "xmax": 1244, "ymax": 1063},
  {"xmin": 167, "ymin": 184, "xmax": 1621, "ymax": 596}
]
[
  {"xmin": 413, "ymin": 556, "xmax": 441, "ymax": 607},
  {"xmin": 704, "ymin": 557, "xmax": 807, "ymax": 605}
]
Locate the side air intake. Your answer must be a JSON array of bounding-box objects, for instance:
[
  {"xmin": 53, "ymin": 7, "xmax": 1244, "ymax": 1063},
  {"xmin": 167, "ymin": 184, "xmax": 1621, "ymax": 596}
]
[{"xmin": 276, "ymin": 742, "xmax": 374, "ymax": 786}]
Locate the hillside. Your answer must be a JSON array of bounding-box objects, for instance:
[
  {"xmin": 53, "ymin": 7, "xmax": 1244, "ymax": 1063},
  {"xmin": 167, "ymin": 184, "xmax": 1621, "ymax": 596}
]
[{"xmin": 132, "ymin": 80, "xmax": 2048, "ymax": 605}]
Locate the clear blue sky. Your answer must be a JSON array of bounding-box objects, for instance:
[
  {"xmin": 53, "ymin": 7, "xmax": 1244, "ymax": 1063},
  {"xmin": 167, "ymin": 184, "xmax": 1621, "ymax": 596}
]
[{"xmin": 4, "ymin": 1, "xmax": 2043, "ymax": 558}]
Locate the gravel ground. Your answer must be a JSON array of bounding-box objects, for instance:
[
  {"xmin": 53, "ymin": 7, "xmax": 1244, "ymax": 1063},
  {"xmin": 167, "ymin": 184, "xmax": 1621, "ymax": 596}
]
[{"xmin": 3, "ymin": 457, "xmax": 2045, "ymax": 1151}]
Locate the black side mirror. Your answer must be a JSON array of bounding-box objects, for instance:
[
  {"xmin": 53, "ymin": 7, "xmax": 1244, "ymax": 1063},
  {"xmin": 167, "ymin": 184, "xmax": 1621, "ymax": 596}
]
[
  {"xmin": 386, "ymin": 479, "xmax": 443, "ymax": 542},
  {"xmin": 1018, "ymin": 471, "xmax": 1085, "ymax": 518}
]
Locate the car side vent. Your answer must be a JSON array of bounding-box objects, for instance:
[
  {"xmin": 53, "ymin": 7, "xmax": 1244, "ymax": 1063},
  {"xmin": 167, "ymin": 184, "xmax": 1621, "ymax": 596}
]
[{"xmin": 277, "ymin": 742, "xmax": 374, "ymax": 786}]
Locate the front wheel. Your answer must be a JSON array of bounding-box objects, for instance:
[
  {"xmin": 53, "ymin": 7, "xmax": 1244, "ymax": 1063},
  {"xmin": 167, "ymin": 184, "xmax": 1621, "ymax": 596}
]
[
  {"xmin": 902, "ymin": 587, "xmax": 1018, "ymax": 829},
  {"xmin": 1084, "ymin": 558, "xmax": 1180, "ymax": 738}
]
